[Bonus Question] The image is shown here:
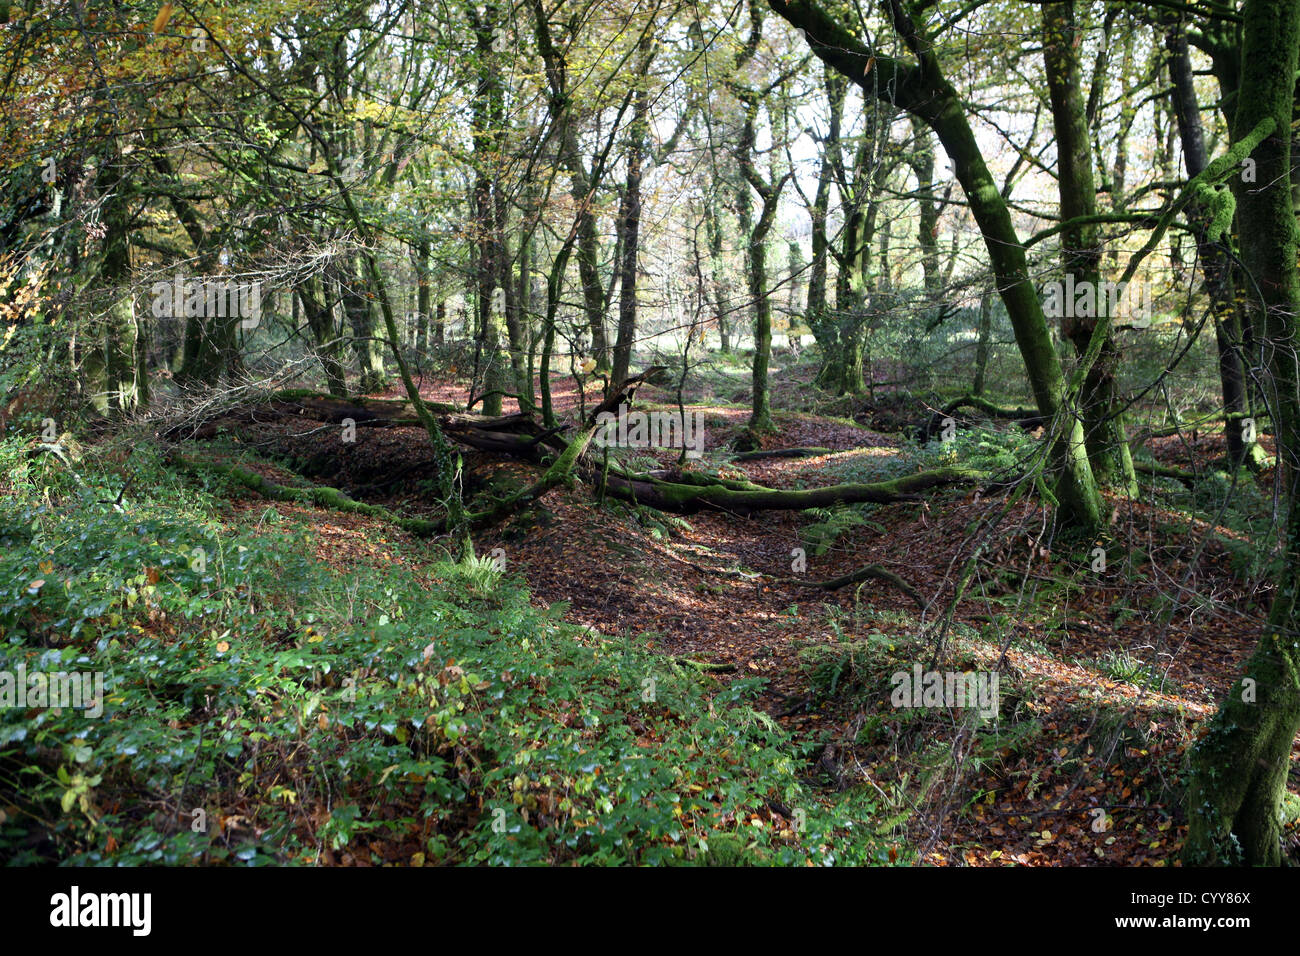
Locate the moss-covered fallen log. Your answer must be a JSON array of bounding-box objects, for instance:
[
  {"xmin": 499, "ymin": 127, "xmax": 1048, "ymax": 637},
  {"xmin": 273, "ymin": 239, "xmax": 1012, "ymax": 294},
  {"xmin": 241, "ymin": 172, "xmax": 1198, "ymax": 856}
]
[
  {"xmin": 731, "ymin": 447, "xmax": 833, "ymax": 461},
  {"xmin": 1134, "ymin": 460, "xmax": 1198, "ymax": 487},
  {"xmin": 670, "ymin": 656, "xmax": 737, "ymax": 673},
  {"xmin": 599, "ymin": 466, "xmax": 980, "ymax": 514},
  {"xmin": 943, "ymin": 395, "xmax": 1038, "ymax": 420},
  {"xmin": 462, "ymin": 423, "xmax": 599, "ymax": 528},
  {"xmin": 175, "ymin": 455, "xmax": 444, "ymax": 536},
  {"xmin": 636, "ymin": 468, "xmax": 769, "ymax": 492},
  {"xmin": 918, "ymin": 395, "xmax": 1045, "ymax": 441}
]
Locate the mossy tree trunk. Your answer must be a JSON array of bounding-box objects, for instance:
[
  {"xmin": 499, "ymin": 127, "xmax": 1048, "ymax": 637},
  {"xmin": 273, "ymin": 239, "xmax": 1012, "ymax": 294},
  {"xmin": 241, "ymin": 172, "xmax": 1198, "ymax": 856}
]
[
  {"xmin": 772, "ymin": 0, "xmax": 1103, "ymax": 533},
  {"xmin": 612, "ymin": 40, "xmax": 653, "ymax": 389},
  {"xmin": 735, "ymin": 98, "xmax": 780, "ymax": 432},
  {"xmin": 1166, "ymin": 20, "xmax": 1266, "ymax": 470},
  {"xmin": 1185, "ymin": 0, "xmax": 1300, "ymax": 867},
  {"xmin": 732, "ymin": 4, "xmax": 783, "ymax": 432},
  {"xmin": 972, "ymin": 290, "xmax": 993, "ymax": 396},
  {"xmin": 343, "ymin": 257, "xmax": 386, "ymax": 393},
  {"xmin": 97, "ymin": 154, "xmax": 147, "ymax": 413},
  {"xmin": 806, "ymin": 66, "xmax": 844, "ymax": 388},
  {"xmin": 297, "ymin": 276, "xmax": 348, "ymax": 397},
  {"xmin": 1042, "ymin": 0, "xmax": 1137, "ymax": 497}
]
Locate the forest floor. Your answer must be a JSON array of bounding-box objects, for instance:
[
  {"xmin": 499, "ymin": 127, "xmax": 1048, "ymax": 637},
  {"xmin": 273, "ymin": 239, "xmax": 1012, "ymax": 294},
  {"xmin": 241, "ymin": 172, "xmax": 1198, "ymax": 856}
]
[{"xmin": 185, "ymin": 364, "xmax": 1300, "ymax": 866}]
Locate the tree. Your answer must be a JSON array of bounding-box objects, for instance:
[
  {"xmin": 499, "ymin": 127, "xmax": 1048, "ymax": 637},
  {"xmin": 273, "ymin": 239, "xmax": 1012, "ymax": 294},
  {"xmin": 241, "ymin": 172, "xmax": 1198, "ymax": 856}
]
[
  {"xmin": 770, "ymin": 0, "xmax": 1103, "ymax": 532},
  {"xmin": 1041, "ymin": 0, "xmax": 1137, "ymax": 495},
  {"xmin": 1185, "ymin": 0, "xmax": 1300, "ymax": 867}
]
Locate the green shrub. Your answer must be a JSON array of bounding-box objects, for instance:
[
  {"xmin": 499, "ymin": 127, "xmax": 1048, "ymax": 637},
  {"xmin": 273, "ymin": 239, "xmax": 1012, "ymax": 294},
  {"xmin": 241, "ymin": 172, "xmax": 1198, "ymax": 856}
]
[{"xmin": 0, "ymin": 441, "xmax": 893, "ymax": 866}]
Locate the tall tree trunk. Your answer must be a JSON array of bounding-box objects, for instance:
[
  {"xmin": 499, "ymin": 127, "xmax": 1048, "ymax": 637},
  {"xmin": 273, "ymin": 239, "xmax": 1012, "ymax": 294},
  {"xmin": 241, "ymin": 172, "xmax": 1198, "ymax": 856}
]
[
  {"xmin": 98, "ymin": 154, "xmax": 146, "ymax": 413},
  {"xmin": 910, "ymin": 116, "xmax": 942, "ymax": 310},
  {"xmin": 736, "ymin": 95, "xmax": 782, "ymax": 432},
  {"xmin": 973, "ymin": 289, "xmax": 993, "ymax": 396},
  {"xmin": 706, "ymin": 189, "xmax": 732, "ymax": 354},
  {"xmin": 613, "ymin": 42, "xmax": 653, "ymax": 387},
  {"xmin": 412, "ymin": 239, "xmax": 432, "ymax": 354},
  {"xmin": 343, "ymin": 257, "xmax": 386, "ymax": 393},
  {"xmin": 1166, "ymin": 19, "xmax": 1263, "ymax": 469},
  {"xmin": 1185, "ymin": 0, "xmax": 1300, "ymax": 867},
  {"xmin": 470, "ymin": 2, "xmax": 509, "ymax": 416},
  {"xmin": 298, "ymin": 276, "xmax": 348, "ymax": 397},
  {"xmin": 808, "ymin": 67, "xmax": 845, "ymax": 389},
  {"xmin": 1043, "ymin": 0, "xmax": 1137, "ymax": 496}
]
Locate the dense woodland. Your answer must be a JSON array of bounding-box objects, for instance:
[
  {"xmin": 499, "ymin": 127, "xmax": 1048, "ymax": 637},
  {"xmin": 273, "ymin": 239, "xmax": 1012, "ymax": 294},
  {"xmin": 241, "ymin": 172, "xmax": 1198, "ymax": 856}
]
[{"xmin": 1, "ymin": 0, "xmax": 1299, "ymax": 870}]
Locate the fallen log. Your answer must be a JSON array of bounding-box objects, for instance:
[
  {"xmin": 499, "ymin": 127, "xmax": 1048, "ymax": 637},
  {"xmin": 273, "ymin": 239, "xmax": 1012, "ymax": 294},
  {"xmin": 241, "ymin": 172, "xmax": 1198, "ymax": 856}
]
[
  {"xmin": 918, "ymin": 395, "xmax": 1046, "ymax": 442},
  {"xmin": 175, "ymin": 455, "xmax": 443, "ymax": 536},
  {"xmin": 270, "ymin": 390, "xmax": 459, "ymax": 414},
  {"xmin": 1134, "ymin": 460, "xmax": 1198, "ymax": 487},
  {"xmin": 670, "ymin": 656, "xmax": 737, "ymax": 673},
  {"xmin": 462, "ymin": 421, "xmax": 600, "ymax": 528},
  {"xmin": 731, "ymin": 447, "xmax": 833, "ymax": 461},
  {"xmin": 598, "ymin": 466, "xmax": 980, "ymax": 514}
]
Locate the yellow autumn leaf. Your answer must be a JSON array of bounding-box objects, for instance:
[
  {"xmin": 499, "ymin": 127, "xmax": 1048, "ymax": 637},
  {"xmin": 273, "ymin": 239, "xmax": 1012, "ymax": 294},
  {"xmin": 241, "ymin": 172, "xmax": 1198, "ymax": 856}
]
[
  {"xmin": 153, "ymin": 3, "xmax": 174, "ymax": 34},
  {"xmin": 27, "ymin": 579, "xmax": 44, "ymax": 591},
  {"xmin": 579, "ymin": 358, "xmax": 597, "ymax": 374}
]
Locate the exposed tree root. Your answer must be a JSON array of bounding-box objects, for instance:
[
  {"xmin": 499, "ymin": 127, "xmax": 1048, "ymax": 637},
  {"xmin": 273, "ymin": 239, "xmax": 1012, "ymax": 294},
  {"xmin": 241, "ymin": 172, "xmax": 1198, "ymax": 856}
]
[{"xmin": 782, "ymin": 563, "xmax": 925, "ymax": 610}]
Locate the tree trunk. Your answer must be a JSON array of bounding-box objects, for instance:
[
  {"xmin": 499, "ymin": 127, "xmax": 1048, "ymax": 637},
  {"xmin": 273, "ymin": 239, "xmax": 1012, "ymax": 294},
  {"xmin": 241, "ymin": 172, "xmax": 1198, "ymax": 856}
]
[
  {"xmin": 1185, "ymin": 0, "xmax": 1300, "ymax": 867},
  {"xmin": 297, "ymin": 276, "xmax": 348, "ymax": 397},
  {"xmin": 343, "ymin": 257, "xmax": 386, "ymax": 393},
  {"xmin": 973, "ymin": 289, "xmax": 993, "ymax": 396},
  {"xmin": 1043, "ymin": 0, "xmax": 1137, "ymax": 496},
  {"xmin": 613, "ymin": 43, "xmax": 653, "ymax": 387},
  {"xmin": 736, "ymin": 98, "xmax": 780, "ymax": 432},
  {"xmin": 98, "ymin": 155, "xmax": 146, "ymax": 413},
  {"xmin": 1166, "ymin": 20, "xmax": 1264, "ymax": 469},
  {"xmin": 412, "ymin": 239, "xmax": 432, "ymax": 354}
]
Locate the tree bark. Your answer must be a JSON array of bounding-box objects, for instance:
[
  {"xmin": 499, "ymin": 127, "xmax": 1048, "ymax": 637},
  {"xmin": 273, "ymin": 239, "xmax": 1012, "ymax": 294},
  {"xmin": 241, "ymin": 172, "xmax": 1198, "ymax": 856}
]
[
  {"xmin": 1185, "ymin": 0, "xmax": 1300, "ymax": 867},
  {"xmin": 613, "ymin": 41, "xmax": 653, "ymax": 387},
  {"xmin": 1166, "ymin": 19, "xmax": 1264, "ymax": 470},
  {"xmin": 1042, "ymin": 0, "xmax": 1137, "ymax": 496}
]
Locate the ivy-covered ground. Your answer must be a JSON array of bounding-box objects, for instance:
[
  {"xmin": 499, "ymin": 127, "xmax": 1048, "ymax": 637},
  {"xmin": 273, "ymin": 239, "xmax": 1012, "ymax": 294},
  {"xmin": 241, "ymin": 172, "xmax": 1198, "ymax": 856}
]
[{"xmin": 0, "ymin": 437, "xmax": 891, "ymax": 866}]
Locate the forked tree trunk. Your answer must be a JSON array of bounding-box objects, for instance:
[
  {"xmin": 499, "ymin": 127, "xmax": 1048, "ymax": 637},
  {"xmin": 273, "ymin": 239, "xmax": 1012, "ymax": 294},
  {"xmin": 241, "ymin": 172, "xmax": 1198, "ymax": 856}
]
[{"xmin": 1042, "ymin": 0, "xmax": 1136, "ymax": 496}]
